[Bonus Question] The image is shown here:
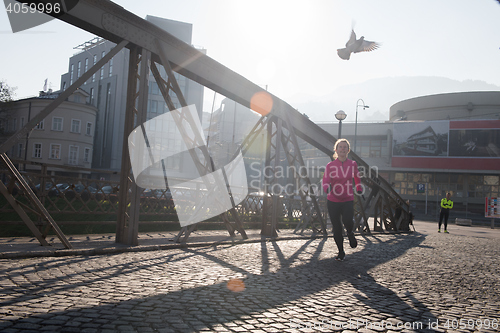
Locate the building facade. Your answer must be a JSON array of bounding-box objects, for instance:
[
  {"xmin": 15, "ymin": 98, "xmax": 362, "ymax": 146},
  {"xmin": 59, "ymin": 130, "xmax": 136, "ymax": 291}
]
[
  {"xmin": 59, "ymin": 16, "xmax": 205, "ymax": 180},
  {"xmin": 315, "ymin": 91, "xmax": 500, "ymax": 220},
  {"xmin": 1, "ymin": 89, "xmax": 97, "ymax": 177}
]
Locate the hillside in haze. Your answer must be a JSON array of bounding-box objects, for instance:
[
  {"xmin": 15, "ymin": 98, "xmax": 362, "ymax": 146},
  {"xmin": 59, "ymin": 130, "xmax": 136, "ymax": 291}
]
[{"xmin": 287, "ymin": 76, "xmax": 500, "ymax": 123}]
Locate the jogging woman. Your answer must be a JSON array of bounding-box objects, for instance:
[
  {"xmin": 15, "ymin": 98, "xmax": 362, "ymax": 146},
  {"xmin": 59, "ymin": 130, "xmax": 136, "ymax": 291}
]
[{"xmin": 322, "ymin": 139, "xmax": 362, "ymax": 261}]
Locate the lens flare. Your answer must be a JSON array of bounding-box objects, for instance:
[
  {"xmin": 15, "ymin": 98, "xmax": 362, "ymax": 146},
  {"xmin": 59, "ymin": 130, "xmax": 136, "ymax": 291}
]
[
  {"xmin": 250, "ymin": 91, "xmax": 273, "ymax": 116},
  {"xmin": 226, "ymin": 278, "xmax": 245, "ymax": 292}
]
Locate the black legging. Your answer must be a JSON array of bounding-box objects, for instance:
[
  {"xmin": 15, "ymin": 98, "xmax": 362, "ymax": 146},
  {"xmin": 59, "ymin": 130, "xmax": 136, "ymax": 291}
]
[
  {"xmin": 439, "ymin": 209, "xmax": 450, "ymax": 230},
  {"xmin": 327, "ymin": 200, "xmax": 354, "ymax": 254}
]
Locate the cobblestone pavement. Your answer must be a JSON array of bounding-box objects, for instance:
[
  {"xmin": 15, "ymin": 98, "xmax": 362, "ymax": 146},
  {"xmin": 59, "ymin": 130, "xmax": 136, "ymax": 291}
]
[{"xmin": 0, "ymin": 222, "xmax": 499, "ymax": 332}]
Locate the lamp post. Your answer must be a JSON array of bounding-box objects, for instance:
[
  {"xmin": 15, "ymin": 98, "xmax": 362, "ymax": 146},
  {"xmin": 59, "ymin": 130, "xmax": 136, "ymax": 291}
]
[
  {"xmin": 335, "ymin": 110, "xmax": 347, "ymax": 139},
  {"xmin": 354, "ymin": 99, "xmax": 369, "ymax": 153}
]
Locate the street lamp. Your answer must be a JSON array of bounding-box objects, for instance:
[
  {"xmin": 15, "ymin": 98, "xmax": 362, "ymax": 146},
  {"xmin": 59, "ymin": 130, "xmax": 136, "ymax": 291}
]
[
  {"xmin": 335, "ymin": 110, "xmax": 347, "ymax": 139},
  {"xmin": 354, "ymin": 99, "xmax": 369, "ymax": 153}
]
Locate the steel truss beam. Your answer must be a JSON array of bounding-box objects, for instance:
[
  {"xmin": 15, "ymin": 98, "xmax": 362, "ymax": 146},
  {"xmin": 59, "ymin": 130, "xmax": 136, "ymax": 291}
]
[
  {"xmin": 49, "ymin": 0, "xmax": 412, "ymax": 228},
  {"xmin": 260, "ymin": 113, "xmax": 326, "ymax": 237},
  {"xmin": 261, "ymin": 116, "xmax": 283, "ymax": 237},
  {"xmin": 0, "ymin": 39, "xmax": 128, "ymax": 248},
  {"xmin": 151, "ymin": 41, "xmax": 247, "ymax": 243},
  {"xmin": 5, "ymin": 0, "xmax": 412, "ymax": 247},
  {"xmin": 116, "ymin": 46, "xmax": 149, "ymax": 245},
  {"xmin": 279, "ymin": 114, "xmax": 326, "ymax": 235}
]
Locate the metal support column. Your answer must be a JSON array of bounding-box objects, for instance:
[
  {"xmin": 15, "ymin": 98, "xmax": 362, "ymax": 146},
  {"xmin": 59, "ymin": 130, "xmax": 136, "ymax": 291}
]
[
  {"xmin": 116, "ymin": 46, "xmax": 149, "ymax": 245},
  {"xmin": 279, "ymin": 113, "xmax": 326, "ymax": 235},
  {"xmin": 261, "ymin": 116, "xmax": 283, "ymax": 237},
  {"xmin": 152, "ymin": 40, "xmax": 247, "ymax": 242},
  {"xmin": 0, "ymin": 39, "xmax": 127, "ymax": 247}
]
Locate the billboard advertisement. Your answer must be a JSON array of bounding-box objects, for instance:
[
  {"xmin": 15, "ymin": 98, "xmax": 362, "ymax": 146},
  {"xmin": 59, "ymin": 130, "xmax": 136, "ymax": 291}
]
[
  {"xmin": 392, "ymin": 120, "xmax": 500, "ymax": 170},
  {"xmin": 449, "ymin": 129, "xmax": 500, "ymax": 157},
  {"xmin": 393, "ymin": 121, "xmax": 449, "ymax": 157}
]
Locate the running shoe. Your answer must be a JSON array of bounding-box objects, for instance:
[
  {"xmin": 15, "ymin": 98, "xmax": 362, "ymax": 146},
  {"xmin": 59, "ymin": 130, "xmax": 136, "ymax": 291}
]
[{"xmin": 348, "ymin": 232, "xmax": 357, "ymax": 248}]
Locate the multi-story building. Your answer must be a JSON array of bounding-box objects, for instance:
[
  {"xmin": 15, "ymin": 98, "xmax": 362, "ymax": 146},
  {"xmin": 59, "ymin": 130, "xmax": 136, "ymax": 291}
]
[
  {"xmin": 1, "ymin": 88, "xmax": 97, "ymax": 177},
  {"xmin": 315, "ymin": 91, "xmax": 500, "ymax": 220},
  {"xmin": 59, "ymin": 16, "xmax": 205, "ymax": 180}
]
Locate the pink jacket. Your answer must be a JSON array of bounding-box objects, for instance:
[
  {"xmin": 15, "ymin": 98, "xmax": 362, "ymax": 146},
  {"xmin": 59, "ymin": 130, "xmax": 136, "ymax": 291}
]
[{"xmin": 322, "ymin": 158, "xmax": 362, "ymax": 202}]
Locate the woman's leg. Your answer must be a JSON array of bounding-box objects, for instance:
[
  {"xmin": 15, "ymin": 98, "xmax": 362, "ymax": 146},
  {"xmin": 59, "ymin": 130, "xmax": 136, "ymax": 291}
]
[
  {"xmin": 327, "ymin": 200, "xmax": 344, "ymax": 257},
  {"xmin": 340, "ymin": 201, "xmax": 357, "ymax": 248},
  {"xmin": 341, "ymin": 201, "xmax": 354, "ymax": 233}
]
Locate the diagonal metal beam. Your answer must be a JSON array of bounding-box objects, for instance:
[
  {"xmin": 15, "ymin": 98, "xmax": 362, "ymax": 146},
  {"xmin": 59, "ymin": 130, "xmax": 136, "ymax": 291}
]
[
  {"xmin": 0, "ymin": 153, "xmax": 72, "ymax": 248},
  {"xmin": 30, "ymin": 0, "xmax": 412, "ymax": 233},
  {"xmin": 0, "ymin": 39, "xmax": 128, "ymax": 155},
  {"xmin": 151, "ymin": 46, "xmax": 247, "ymax": 241},
  {"xmin": 0, "ymin": 179, "xmax": 50, "ymax": 246}
]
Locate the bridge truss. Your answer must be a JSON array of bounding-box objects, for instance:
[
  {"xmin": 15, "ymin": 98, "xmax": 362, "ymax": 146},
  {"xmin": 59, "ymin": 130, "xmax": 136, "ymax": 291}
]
[{"xmin": 0, "ymin": 0, "xmax": 412, "ymax": 247}]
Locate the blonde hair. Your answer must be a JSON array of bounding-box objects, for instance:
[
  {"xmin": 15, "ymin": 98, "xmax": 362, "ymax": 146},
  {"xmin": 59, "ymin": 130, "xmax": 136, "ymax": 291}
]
[{"xmin": 333, "ymin": 138, "xmax": 351, "ymax": 159}]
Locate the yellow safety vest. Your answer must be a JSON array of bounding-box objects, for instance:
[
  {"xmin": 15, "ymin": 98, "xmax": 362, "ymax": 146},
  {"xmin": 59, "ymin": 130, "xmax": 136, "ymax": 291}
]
[{"xmin": 441, "ymin": 198, "xmax": 453, "ymax": 210}]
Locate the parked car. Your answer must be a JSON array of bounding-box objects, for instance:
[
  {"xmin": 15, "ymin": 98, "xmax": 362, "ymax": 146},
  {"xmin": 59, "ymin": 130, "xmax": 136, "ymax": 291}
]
[
  {"xmin": 64, "ymin": 184, "xmax": 97, "ymax": 200},
  {"xmin": 48, "ymin": 183, "xmax": 69, "ymax": 197},
  {"xmin": 95, "ymin": 185, "xmax": 119, "ymax": 202},
  {"xmin": 34, "ymin": 182, "xmax": 53, "ymax": 193}
]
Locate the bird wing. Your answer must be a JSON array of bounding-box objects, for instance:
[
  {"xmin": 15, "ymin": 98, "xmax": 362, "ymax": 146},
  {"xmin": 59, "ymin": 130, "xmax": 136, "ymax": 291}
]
[
  {"xmin": 345, "ymin": 29, "xmax": 357, "ymax": 47},
  {"xmin": 353, "ymin": 40, "xmax": 380, "ymax": 53}
]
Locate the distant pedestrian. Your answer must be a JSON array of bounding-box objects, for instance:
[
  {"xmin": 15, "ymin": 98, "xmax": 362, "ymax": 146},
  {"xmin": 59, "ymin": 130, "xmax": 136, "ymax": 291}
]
[
  {"xmin": 438, "ymin": 192, "xmax": 453, "ymax": 233},
  {"xmin": 322, "ymin": 139, "xmax": 362, "ymax": 261}
]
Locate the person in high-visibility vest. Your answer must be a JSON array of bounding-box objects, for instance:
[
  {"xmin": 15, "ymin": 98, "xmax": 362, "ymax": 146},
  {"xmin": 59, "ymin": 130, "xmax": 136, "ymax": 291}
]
[{"xmin": 438, "ymin": 192, "xmax": 453, "ymax": 233}]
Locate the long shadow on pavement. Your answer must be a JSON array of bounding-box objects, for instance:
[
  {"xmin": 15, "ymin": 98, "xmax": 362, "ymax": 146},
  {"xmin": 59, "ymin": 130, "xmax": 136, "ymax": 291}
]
[{"xmin": 1, "ymin": 232, "xmax": 438, "ymax": 332}]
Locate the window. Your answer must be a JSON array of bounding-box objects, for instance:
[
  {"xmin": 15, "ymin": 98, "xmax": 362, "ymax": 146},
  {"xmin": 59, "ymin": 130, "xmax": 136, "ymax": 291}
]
[
  {"xmin": 50, "ymin": 144, "xmax": 61, "ymax": 159},
  {"xmin": 149, "ymin": 100, "xmax": 158, "ymax": 113},
  {"xmin": 484, "ymin": 176, "xmax": 499, "ymax": 185},
  {"xmin": 109, "ymin": 57, "xmax": 113, "ymax": 77},
  {"xmin": 17, "ymin": 143, "xmax": 23, "ymax": 158},
  {"xmin": 33, "ymin": 143, "xmax": 42, "ymax": 158},
  {"xmin": 35, "ymin": 120, "xmax": 44, "ymax": 130},
  {"xmin": 10, "ymin": 118, "xmax": 17, "ymax": 132},
  {"xmin": 86, "ymin": 122, "xmax": 93, "ymax": 136},
  {"xmin": 84, "ymin": 147, "xmax": 91, "ymax": 163},
  {"xmin": 100, "ymin": 51, "xmax": 105, "ymax": 79},
  {"xmin": 21, "ymin": 117, "xmax": 25, "ymax": 128},
  {"xmin": 395, "ymin": 173, "xmax": 406, "ymax": 181},
  {"xmin": 77, "ymin": 61, "xmax": 81, "ymax": 77},
  {"xmin": 52, "ymin": 117, "xmax": 63, "ymax": 131},
  {"xmin": 71, "ymin": 119, "xmax": 81, "ymax": 133},
  {"xmin": 89, "ymin": 87, "xmax": 94, "ymax": 105},
  {"xmin": 84, "ymin": 58, "xmax": 88, "ymax": 72},
  {"xmin": 70, "ymin": 64, "xmax": 74, "ymax": 85},
  {"xmin": 68, "ymin": 145, "xmax": 79, "ymax": 165},
  {"xmin": 149, "ymin": 82, "xmax": 159, "ymax": 95},
  {"xmin": 92, "ymin": 55, "xmax": 97, "ymax": 82},
  {"xmin": 158, "ymin": 101, "xmax": 166, "ymax": 114}
]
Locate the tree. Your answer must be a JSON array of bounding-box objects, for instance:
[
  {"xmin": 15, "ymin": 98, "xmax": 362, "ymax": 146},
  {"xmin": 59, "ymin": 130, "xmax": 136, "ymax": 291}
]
[
  {"xmin": 0, "ymin": 80, "xmax": 16, "ymax": 103},
  {"xmin": 0, "ymin": 80, "xmax": 17, "ymax": 136}
]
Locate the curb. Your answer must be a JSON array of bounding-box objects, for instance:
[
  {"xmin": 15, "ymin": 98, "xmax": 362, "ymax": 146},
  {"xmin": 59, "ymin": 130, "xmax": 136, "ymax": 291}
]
[{"xmin": 0, "ymin": 233, "xmax": 333, "ymax": 259}]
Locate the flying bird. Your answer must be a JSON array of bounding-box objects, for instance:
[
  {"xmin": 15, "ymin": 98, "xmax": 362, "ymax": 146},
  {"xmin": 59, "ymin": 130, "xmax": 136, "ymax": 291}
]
[{"xmin": 337, "ymin": 29, "xmax": 380, "ymax": 60}]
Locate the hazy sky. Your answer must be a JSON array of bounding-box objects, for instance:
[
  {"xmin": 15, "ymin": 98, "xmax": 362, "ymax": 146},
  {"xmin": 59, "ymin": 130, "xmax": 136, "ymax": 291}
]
[{"xmin": 1, "ymin": 0, "xmax": 499, "ymax": 118}]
